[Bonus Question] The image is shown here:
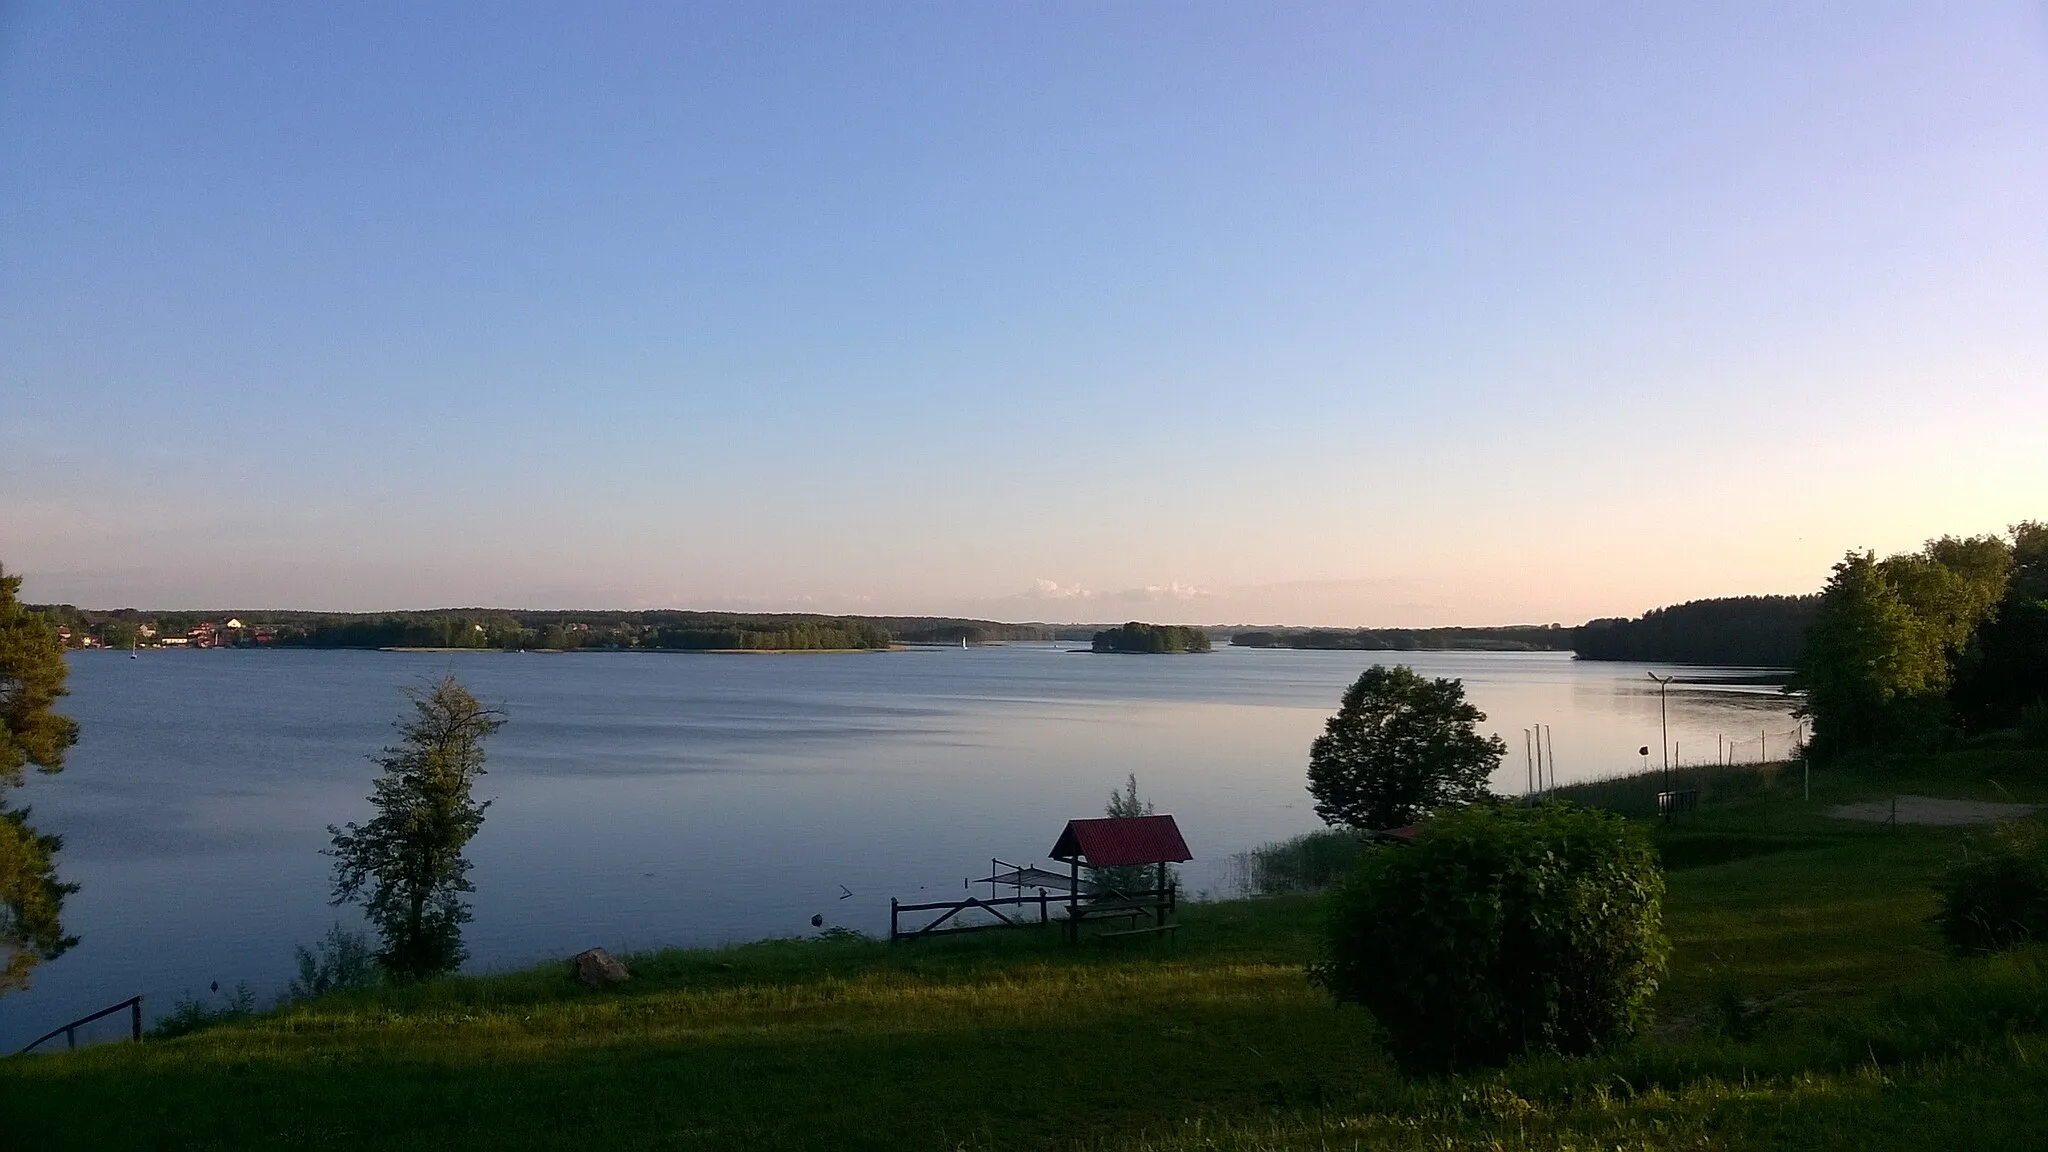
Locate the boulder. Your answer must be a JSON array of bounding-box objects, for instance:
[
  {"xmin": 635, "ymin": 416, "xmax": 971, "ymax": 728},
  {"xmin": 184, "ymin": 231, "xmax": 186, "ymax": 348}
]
[{"xmin": 572, "ymin": 947, "xmax": 631, "ymax": 989}]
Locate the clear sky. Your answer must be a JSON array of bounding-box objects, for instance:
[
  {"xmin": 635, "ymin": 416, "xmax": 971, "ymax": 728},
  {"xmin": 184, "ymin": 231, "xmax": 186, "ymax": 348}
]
[{"xmin": 4, "ymin": 3, "xmax": 2044, "ymax": 625}]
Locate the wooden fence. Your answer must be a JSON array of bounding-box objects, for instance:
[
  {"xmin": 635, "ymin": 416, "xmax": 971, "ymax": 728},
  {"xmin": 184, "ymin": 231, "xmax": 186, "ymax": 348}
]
[{"xmin": 19, "ymin": 995, "xmax": 143, "ymax": 1055}]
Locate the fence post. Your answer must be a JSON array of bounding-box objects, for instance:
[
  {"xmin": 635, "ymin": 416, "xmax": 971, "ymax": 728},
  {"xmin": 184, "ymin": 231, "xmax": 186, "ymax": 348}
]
[
  {"xmin": 131, "ymin": 997, "xmax": 142, "ymax": 1043},
  {"xmin": 890, "ymin": 898, "xmax": 898, "ymax": 942}
]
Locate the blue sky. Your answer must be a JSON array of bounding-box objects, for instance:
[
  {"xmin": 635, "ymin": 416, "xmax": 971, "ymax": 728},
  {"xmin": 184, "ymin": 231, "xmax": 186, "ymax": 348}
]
[{"xmin": 4, "ymin": 3, "xmax": 2045, "ymax": 624}]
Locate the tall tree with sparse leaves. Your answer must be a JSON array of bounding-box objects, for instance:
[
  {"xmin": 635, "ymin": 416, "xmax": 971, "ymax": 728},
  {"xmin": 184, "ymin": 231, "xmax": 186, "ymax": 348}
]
[
  {"xmin": 0, "ymin": 564, "xmax": 81, "ymax": 995},
  {"xmin": 328, "ymin": 676, "xmax": 504, "ymax": 980},
  {"xmin": 1308, "ymin": 665, "xmax": 1505, "ymax": 831},
  {"xmin": 1087, "ymin": 774, "xmax": 1173, "ymax": 898}
]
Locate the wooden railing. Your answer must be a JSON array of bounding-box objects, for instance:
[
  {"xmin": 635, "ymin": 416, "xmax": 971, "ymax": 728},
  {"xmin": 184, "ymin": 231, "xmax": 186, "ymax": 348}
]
[
  {"xmin": 18, "ymin": 996, "xmax": 143, "ymax": 1055},
  {"xmin": 891, "ymin": 884, "xmax": 1178, "ymax": 942},
  {"xmin": 891, "ymin": 891, "xmax": 1057, "ymax": 940}
]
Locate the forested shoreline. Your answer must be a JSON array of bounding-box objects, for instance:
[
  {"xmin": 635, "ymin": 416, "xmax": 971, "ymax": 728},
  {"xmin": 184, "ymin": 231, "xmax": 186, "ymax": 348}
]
[
  {"xmin": 1231, "ymin": 625, "xmax": 1574, "ymax": 652},
  {"xmin": 1573, "ymin": 596, "xmax": 1819, "ymax": 666}
]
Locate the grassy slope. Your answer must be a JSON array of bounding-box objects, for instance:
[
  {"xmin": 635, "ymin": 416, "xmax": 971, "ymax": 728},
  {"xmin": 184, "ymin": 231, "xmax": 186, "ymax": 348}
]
[{"xmin": 7, "ymin": 743, "xmax": 2048, "ymax": 1150}]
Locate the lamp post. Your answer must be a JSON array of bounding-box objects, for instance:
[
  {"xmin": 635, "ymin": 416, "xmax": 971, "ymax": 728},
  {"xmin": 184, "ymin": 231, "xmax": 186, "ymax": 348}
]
[{"xmin": 1647, "ymin": 672, "xmax": 1674, "ymax": 802}]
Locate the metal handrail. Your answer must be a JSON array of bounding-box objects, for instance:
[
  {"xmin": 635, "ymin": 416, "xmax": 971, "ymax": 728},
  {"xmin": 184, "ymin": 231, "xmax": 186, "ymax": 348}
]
[{"xmin": 18, "ymin": 995, "xmax": 143, "ymax": 1055}]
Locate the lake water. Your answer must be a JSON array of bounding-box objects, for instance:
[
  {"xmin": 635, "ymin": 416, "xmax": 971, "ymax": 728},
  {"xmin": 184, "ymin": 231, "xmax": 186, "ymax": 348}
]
[{"xmin": 4, "ymin": 645, "xmax": 1798, "ymax": 1049}]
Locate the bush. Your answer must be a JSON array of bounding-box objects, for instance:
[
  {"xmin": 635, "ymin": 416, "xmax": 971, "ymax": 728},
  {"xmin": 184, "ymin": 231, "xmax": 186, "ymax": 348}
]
[
  {"xmin": 152, "ymin": 982, "xmax": 256, "ymax": 1039},
  {"xmin": 1936, "ymin": 820, "xmax": 2048, "ymax": 956},
  {"xmin": 1312, "ymin": 803, "xmax": 1668, "ymax": 1075},
  {"xmin": 2020, "ymin": 701, "xmax": 2048, "ymax": 750},
  {"xmin": 287, "ymin": 924, "xmax": 381, "ymax": 1002}
]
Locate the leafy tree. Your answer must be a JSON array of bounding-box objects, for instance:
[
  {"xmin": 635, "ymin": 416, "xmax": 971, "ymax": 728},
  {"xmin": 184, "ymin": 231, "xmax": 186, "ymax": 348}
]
[
  {"xmin": 0, "ymin": 564, "xmax": 81, "ymax": 995},
  {"xmin": 1952, "ymin": 523, "xmax": 2048, "ymax": 734},
  {"xmin": 1880, "ymin": 535, "xmax": 2011, "ymax": 660},
  {"xmin": 1307, "ymin": 665, "xmax": 1505, "ymax": 831},
  {"xmin": 1799, "ymin": 552, "xmax": 1960, "ymax": 756},
  {"xmin": 327, "ymin": 676, "xmax": 504, "ymax": 980}
]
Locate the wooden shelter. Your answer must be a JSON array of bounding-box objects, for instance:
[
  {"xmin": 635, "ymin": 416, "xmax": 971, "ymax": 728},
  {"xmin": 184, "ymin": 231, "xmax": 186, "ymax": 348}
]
[
  {"xmin": 888, "ymin": 814, "xmax": 1194, "ymax": 944},
  {"xmin": 1048, "ymin": 814, "xmax": 1192, "ymax": 942}
]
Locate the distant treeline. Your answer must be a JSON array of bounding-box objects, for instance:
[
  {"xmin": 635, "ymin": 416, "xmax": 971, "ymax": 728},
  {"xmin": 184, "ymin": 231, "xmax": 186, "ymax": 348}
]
[
  {"xmin": 1231, "ymin": 626, "xmax": 1573, "ymax": 653},
  {"xmin": 1574, "ymin": 596, "xmax": 1819, "ymax": 667},
  {"xmin": 281, "ymin": 611, "xmax": 896, "ymax": 652},
  {"xmin": 28, "ymin": 606, "xmax": 1112, "ymax": 652},
  {"xmin": 1093, "ymin": 622, "xmax": 1212, "ymax": 653}
]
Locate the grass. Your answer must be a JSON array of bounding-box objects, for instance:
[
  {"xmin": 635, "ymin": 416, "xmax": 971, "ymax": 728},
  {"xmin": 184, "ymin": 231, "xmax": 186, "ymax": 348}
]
[{"xmin": 7, "ymin": 740, "xmax": 2048, "ymax": 1149}]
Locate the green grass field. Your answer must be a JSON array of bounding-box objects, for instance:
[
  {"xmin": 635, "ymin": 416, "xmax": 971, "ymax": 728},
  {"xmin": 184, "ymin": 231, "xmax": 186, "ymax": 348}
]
[{"xmin": 7, "ymin": 741, "xmax": 2048, "ymax": 1150}]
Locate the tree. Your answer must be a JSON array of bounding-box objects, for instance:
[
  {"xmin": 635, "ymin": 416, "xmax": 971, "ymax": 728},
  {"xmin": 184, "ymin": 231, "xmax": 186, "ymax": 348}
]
[
  {"xmin": 327, "ymin": 676, "xmax": 504, "ymax": 980},
  {"xmin": 1798, "ymin": 552, "xmax": 1953, "ymax": 756},
  {"xmin": 1880, "ymin": 535, "xmax": 2011, "ymax": 660},
  {"xmin": 1087, "ymin": 774, "xmax": 1173, "ymax": 898},
  {"xmin": 1307, "ymin": 665, "xmax": 1505, "ymax": 831},
  {"xmin": 1952, "ymin": 522, "xmax": 2048, "ymax": 734},
  {"xmin": 0, "ymin": 564, "xmax": 82, "ymax": 994}
]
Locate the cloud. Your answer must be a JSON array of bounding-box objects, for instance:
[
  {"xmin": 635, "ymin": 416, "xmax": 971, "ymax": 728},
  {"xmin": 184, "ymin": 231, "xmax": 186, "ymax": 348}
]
[
  {"xmin": 1018, "ymin": 579, "xmax": 1213, "ymax": 604},
  {"xmin": 1108, "ymin": 582, "xmax": 1212, "ymax": 603}
]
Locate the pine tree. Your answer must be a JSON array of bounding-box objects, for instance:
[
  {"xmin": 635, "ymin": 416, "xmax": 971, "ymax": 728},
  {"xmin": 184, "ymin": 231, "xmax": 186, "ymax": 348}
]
[{"xmin": 0, "ymin": 564, "xmax": 81, "ymax": 994}]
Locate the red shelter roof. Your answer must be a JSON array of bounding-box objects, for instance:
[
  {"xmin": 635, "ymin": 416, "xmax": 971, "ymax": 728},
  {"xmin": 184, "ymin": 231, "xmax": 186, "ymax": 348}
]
[{"xmin": 1049, "ymin": 815, "xmax": 1192, "ymax": 867}]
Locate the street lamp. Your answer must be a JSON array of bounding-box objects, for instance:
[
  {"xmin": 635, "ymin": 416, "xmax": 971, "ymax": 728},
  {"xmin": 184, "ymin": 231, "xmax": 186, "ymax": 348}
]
[{"xmin": 1646, "ymin": 672, "xmax": 1674, "ymax": 800}]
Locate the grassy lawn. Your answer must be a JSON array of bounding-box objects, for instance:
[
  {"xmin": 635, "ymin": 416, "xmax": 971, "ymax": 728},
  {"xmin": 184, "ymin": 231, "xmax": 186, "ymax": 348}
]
[{"xmin": 7, "ymin": 742, "xmax": 2048, "ymax": 1149}]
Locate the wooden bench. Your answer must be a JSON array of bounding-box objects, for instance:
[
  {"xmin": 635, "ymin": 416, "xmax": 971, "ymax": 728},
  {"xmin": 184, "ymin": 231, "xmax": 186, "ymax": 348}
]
[{"xmin": 1094, "ymin": 923, "xmax": 1178, "ymax": 944}]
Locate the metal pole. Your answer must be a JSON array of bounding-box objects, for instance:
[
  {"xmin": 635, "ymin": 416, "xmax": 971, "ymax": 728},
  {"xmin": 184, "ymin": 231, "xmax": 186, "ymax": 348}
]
[
  {"xmin": 1525, "ymin": 729, "xmax": 1534, "ymax": 797},
  {"xmin": 1648, "ymin": 673, "xmax": 1673, "ymax": 801}
]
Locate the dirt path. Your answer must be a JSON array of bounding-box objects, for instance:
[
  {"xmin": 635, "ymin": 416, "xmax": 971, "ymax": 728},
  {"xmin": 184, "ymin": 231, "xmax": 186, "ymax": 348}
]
[{"xmin": 1826, "ymin": 795, "xmax": 2037, "ymax": 827}]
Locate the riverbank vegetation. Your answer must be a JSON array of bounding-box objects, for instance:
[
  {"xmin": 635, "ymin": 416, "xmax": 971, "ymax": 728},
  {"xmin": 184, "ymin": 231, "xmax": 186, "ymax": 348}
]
[
  {"xmin": 10, "ymin": 741, "xmax": 2048, "ymax": 1149},
  {"xmin": 1232, "ymin": 624, "xmax": 1573, "ymax": 652}
]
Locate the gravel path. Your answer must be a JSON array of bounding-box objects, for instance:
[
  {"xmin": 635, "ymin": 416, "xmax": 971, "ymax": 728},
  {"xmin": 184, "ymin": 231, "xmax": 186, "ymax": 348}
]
[{"xmin": 1826, "ymin": 795, "xmax": 2037, "ymax": 827}]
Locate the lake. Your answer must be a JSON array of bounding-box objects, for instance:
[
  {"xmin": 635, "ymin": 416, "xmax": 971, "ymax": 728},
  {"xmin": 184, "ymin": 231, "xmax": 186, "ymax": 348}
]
[{"xmin": 4, "ymin": 645, "xmax": 1799, "ymax": 1048}]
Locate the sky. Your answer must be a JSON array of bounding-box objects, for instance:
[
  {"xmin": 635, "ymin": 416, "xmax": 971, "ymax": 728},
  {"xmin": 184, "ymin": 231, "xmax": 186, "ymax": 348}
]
[{"xmin": 3, "ymin": 3, "xmax": 2045, "ymax": 626}]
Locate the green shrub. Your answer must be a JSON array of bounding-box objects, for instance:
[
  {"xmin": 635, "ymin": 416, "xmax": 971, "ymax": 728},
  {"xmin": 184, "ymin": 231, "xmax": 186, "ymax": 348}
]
[
  {"xmin": 1312, "ymin": 803, "xmax": 1668, "ymax": 1075},
  {"xmin": 2020, "ymin": 701, "xmax": 2048, "ymax": 749},
  {"xmin": 287, "ymin": 923, "xmax": 381, "ymax": 1002},
  {"xmin": 152, "ymin": 982, "xmax": 256, "ymax": 1039},
  {"xmin": 1936, "ymin": 820, "xmax": 2048, "ymax": 956}
]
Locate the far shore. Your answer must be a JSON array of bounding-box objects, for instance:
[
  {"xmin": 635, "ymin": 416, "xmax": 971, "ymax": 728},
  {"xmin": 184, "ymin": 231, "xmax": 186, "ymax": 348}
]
[{"xmin": 378, "ymin": 645, "xmax": 906, "ymax": 655}]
